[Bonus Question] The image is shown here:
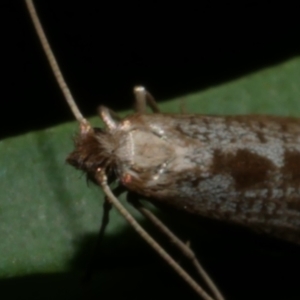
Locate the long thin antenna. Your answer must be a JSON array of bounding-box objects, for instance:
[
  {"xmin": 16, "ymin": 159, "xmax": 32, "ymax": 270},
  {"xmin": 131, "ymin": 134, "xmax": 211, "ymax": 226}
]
[
  {"xmin": 25, "ymin": 1, "xmax": 221, "ymax": 299},
  {"xmin": 98, "ymin": 169, "xmax": 215, "ymax": 300},
  {"xmin": 25, "ymin": 0, "xmax": 87, "ymax": 124}
]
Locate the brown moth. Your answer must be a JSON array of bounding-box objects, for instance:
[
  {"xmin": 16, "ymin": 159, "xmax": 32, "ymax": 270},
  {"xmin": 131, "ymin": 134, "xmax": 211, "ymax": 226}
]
[
  {"xmin": 69, "ymin": 109, "xmax": 300, "ymax": 245},
  {"xmin": 25, "ymin": 1, "xmax": 300, "ymax": 299}
]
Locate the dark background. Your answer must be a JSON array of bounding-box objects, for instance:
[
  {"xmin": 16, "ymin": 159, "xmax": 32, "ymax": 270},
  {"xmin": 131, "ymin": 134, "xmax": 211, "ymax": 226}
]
[{"xmin": 1, "ymin": 1, "xmax": 299, "ymax": 140}]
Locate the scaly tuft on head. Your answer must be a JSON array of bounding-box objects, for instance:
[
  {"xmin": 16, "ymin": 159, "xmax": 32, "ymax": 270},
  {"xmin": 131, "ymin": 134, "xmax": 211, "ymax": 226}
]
[{"xmin": 66, "ymin": 127, "xmax": 117, "ymax": 183}]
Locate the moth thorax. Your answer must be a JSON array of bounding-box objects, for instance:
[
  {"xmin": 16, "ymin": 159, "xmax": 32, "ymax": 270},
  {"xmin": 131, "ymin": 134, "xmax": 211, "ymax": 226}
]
[{"xmin": 115, "ymin": 129, "xmax": 174, "ymax": 174}]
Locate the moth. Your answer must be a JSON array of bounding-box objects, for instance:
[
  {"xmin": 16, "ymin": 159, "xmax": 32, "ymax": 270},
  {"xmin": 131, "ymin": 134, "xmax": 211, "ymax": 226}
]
[{"xmin": 25, "ymin": 1, "xmax": 300, "ymax": 300}]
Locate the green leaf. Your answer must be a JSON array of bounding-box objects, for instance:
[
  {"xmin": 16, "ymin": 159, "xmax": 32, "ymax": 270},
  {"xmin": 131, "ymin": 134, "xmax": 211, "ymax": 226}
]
[{"xmin": 1, "ymin": 58, "xmax": 300, "ymax": 299}]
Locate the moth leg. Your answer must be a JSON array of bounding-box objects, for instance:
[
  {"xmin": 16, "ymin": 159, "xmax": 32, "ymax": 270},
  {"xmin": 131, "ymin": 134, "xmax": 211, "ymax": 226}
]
[
  {"xmin": 97, "ymin": 106, "xmax": 122, "ymax": 123},
  {"xmin": 127, "ymin": 193, "xmax": 224, "ymax": 300},
  {"xmin": 133, "ymin": 86, "xmax": 161, "ymax": 113},
  {"xmin": 83, "ymin": 185, "xmax": 125, "ymax": 282}
]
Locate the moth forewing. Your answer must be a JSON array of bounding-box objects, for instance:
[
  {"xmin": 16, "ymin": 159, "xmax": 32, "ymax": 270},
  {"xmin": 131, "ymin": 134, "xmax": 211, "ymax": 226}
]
[{"xmin": 116, "ymin": 113, "xmax": 300, "ymax": 245}]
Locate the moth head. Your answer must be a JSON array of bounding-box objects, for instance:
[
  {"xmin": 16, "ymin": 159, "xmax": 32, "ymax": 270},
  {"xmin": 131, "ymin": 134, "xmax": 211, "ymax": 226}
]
[{"xmin": 66, "ymin": 118, "xmax": 118, "ymax": 184}]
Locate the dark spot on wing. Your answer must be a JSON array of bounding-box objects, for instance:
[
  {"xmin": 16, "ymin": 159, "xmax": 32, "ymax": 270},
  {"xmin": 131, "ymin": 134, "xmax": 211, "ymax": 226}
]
[{"xmin": 212, "ymin": 149, "xmax": 275, "ymax": 190}]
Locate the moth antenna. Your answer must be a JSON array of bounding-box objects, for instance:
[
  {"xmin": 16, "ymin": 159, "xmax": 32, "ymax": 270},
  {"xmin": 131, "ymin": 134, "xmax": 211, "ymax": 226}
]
[
  {"xmin": 97, "ymin": 169, "xmax": 215, "ymax": 300},
  {"xmin": 25, "ymin": 0, "xmax": 89, "ymax": 127},
  {"xmin": 128, "ymin": 197, "xmax": 224, "ymax": 300},
  {"xmin": 25, "ymin": 1, "xmax": 219, "ymax": 299}
]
